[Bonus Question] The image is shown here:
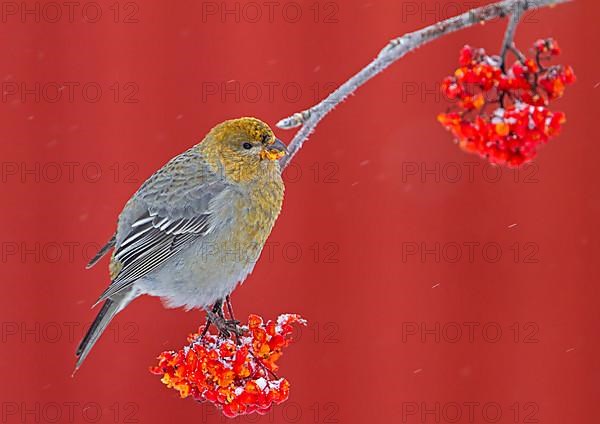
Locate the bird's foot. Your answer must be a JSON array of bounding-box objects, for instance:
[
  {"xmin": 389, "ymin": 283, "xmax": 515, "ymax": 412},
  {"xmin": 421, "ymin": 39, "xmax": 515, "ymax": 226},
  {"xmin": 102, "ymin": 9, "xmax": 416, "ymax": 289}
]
[{"xmin": 206, "ymin": 311, "xmax": 242, "ymax": 339}]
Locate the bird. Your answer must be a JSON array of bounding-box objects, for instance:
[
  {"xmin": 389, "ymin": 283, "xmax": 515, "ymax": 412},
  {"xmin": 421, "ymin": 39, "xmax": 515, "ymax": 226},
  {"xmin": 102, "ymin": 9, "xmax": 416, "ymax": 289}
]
[{"xmin": 75, "ymin": 117, "xmax": 288, "ymax": 371}]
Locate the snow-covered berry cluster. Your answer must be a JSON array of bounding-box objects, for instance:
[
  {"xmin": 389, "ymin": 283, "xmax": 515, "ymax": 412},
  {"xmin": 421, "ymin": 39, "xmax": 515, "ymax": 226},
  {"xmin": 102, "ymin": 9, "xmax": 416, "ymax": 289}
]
[
  {"xmin": 438, "ymin": 39, "xmax": 575, "ymax": 167},
  {"xmin": 150, "ymin": 314, "xmax": 306, "ymax": 417}
]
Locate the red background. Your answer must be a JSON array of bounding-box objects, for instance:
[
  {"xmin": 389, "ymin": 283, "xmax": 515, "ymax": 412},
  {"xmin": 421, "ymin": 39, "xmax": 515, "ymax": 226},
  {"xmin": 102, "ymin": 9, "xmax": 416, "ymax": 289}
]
[{"xmin": 1, "ymin": 0, "xmax": 598, "ymax": 423}]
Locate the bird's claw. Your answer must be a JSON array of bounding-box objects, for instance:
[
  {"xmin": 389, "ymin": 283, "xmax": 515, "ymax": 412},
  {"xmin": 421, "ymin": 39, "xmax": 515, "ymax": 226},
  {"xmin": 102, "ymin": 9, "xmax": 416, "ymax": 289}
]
[{"xmin": 206, "ymin": 311, "xmax": 242, "ymax": 338}]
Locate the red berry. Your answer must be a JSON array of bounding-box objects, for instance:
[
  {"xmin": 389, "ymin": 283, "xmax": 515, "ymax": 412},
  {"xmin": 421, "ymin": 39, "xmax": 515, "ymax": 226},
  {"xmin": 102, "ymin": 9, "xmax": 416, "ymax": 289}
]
[{"xmin": 459, "ymin": 45, "xmax": 474, "ymax": 66}]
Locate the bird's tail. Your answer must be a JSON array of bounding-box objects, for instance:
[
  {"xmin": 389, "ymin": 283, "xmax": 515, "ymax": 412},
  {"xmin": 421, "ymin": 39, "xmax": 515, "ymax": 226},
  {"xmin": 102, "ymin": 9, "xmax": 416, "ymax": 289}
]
[{"xmin": 74, "ymin": 288, "xmax": 136, "ymax": 373}]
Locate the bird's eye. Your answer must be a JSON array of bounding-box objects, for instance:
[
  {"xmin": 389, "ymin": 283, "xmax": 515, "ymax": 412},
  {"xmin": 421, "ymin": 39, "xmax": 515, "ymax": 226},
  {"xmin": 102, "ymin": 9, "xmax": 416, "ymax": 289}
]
[{"xmin": 242, "ymin": 142, "xmax": 253, "ymax": 150}]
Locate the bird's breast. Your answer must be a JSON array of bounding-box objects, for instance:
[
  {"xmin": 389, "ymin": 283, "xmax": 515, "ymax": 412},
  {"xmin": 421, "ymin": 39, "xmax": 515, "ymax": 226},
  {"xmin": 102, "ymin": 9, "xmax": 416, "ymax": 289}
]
[{"xmin": 229, "ymin": 179, "xmax": 284, "ymax": 255}]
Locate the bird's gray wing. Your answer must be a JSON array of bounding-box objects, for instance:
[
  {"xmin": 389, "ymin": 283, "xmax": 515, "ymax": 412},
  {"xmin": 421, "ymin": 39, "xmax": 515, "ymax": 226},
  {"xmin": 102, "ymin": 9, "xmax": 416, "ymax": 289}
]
[{"xmin": 96, "ymin": 147, "xmax": 230, "ymax": 303}]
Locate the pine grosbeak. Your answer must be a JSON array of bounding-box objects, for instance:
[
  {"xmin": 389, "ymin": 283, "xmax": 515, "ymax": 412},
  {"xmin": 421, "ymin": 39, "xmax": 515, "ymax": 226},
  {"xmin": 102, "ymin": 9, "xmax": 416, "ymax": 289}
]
[{"xmin": 75, "ymin": 117, "xmax": 287, "ymax": 370}]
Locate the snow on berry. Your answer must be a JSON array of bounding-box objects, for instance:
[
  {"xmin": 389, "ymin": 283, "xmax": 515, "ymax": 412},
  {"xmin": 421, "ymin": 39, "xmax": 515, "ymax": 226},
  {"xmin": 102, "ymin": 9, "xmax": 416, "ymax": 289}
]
[
  {"xmin": 437, "ymin": 40, "xmax": 575, "ymax": 167},
  {"xmin": 150, "ymin": 314, "xmax": 306, "ymax": 418}
]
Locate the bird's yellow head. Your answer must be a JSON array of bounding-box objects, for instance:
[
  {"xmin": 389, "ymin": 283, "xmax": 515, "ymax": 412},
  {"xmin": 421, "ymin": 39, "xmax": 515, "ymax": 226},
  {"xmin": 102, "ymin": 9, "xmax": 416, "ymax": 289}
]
[{"xmin": 200, "ymin": 117, "xmax": 288, "ymax": 183}]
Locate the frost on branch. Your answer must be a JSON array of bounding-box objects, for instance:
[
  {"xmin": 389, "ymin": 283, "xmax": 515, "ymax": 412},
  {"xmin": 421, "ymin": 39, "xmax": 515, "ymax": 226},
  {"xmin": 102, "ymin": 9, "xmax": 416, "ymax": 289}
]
[
  {"xmin": 150, "ymin": 314, "xmax": 306, "ymax": 418},
  {"xmin": 438, "ymin": 39, "xmax": 575, "ymax": 167}
]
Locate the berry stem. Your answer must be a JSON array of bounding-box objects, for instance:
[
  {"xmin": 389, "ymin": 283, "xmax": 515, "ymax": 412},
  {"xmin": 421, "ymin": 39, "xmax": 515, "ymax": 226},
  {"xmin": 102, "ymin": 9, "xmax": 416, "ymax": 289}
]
[
  {"xmin": 500, "ymin": 2, "xmax": 524, "ymax": 71},
  {"xmin": 248, "ymin": 349, "xmax": 280, "ymax": 380},
  {"xmin": 509, "ymin": 46, "xmax": 527, "ymax": 63},
  {"xmin": 225, "ymin": 295, "xmax": 241, "ymax": 346}
]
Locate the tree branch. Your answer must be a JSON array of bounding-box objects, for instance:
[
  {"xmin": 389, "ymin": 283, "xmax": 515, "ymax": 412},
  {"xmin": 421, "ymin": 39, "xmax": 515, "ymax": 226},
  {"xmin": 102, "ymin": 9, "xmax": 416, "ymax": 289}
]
[{"xmin": 277, "ymin": 0, "xmax": 571, "ymax": 170}]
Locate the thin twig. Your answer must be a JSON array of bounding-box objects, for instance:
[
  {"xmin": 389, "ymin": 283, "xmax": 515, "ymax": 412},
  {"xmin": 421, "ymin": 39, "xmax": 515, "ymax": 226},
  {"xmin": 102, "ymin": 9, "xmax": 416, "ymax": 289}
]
[
  {"xmin": 510, "ymin": 45, "xmax": 527, "ymax": 62},
  {"xmin": 277, "ymin": 0, "xmax": 571, "ymax": 170},
  {"xmin": 225, "ymin": 295, "xmax": 241, "ymax": 345},
  {"xmin": 248, "ymin": 350, "xmax": 279, "ymax": 380},
  {"xmin": 500, "ymin": 2, "xmax": 524, "ymax": 69},
  {"xmin": 499, "ymin": 5, "xmax": 523, "ymax": 106}
]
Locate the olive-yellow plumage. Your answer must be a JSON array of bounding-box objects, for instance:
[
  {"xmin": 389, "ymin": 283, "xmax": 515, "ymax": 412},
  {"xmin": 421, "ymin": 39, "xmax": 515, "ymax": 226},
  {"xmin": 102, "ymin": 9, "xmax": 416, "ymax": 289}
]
[{"xmin": 75, "ymin": 117, "xmax": 287, "ymax": 371}]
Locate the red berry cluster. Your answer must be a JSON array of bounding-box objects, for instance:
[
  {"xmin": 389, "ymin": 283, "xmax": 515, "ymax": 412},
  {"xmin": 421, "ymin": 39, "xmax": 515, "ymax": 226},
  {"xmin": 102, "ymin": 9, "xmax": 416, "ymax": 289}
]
[
  {"xmin": 438, "ymin": 39, "xmax": 575, "ymax": 166},
  {"xmin": 150, "ymin": 314, "xmax": 306, "ymax": 417}
]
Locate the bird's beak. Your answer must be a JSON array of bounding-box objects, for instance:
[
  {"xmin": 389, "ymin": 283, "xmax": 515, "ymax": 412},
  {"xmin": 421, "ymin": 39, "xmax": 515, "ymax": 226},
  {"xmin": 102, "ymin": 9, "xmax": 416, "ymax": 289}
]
[{"xmin": 260, "ymin": 138, "xmax": 288, "ymax": 161}]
